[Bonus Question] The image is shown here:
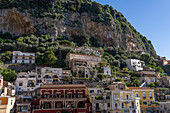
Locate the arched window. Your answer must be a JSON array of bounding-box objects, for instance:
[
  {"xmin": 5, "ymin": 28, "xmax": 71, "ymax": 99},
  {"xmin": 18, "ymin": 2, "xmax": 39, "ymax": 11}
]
[
  {"xmin": 43, "ymin": 102, "xmax": 51, "ymax": 109},
  {"xmin": 77, "ymin": 101, "xmax": 85, "ymax": 108},
  {"xmin": 143, "ymin": 92, "xmax": 146, "ymax": 98},
  {"xmin": 43, "ymin": 75, "xmax": 51, "ymax": 79},
  {"xmin": 55, "ymin": 102, "xmax": 63, "ymax": 108},
  {"xmin": 149, "ymin": 92, "xmax": 153, "ymax": 98},
  {"xmin": 19, "ymin": 82, "xmax": 23, "ymax": 86},
  {"xmin": 136, "ymin": 92, "xmax": 138, "ymax": 97},
  {"xmin": 52, "ymin": 75, "xmax": 58, "ymax": 78}
]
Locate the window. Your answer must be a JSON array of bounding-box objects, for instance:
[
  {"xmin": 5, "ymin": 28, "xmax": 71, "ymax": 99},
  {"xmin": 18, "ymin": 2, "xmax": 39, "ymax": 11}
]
[
  {"xmin": 97, "ymin": 90, "xmax": 100, "ymax": 93},
  {"xmin": 115, "ymin": 95, "xmax": 118, "ymax": 100},
  {"xmin": 150, "ymin": 101, "xmax": 153, "ymax": 104},
  {"xmin": 19, "ymin": 83, "xmax": 23, "ymax": 86},
  {"xmin": 143, "ymin": 101, "xmax": 147, "ymax": 105},
  {"xmin": 96, "ymin": 103, "xmax": 99, "ymax": 109},
  {"xmin": 115, "ymin": 103, "xmax": 118, "ymax": 109},
  {"xmin": 106, "ymin": 96, "xmax": 110, "ymax": 99},
  {"xmin": 136, "ymin": 93, "xmax": 138, "ymax": 97},
  {"xmin": 143, "ymin": 92, "xmax": 146, "ymax": 98},
  {"xmin": 122, "ymin": 103, "xmax": 124, "ymax": 108},
  {"xmin": 150, "ymin": 92, "xmax": 152, "ymax": 98},
  {"xmin": 90, "ymin": 90, "xmax": 94, "ymax": 93},
  {"xmin": 0, "ymin": 100, "xmax": 1, "ymax": 105},
  {"xmin": 11, "ymin": 100, "xmax": 13, "ymax": 105},
  {"xmin": 126, "ymin": 95, "xmax": 129, "ymax": 99},
  {"xmin": 107, "ymin": 103, "xmax": 110, "ymax": 107},
  {"xmin": 78, "ymin": 94, "xmax": 83, "ymax": 98},
  {"xmin": 55, "ymin": 102, "xmax": 62, "ymax": 108}
]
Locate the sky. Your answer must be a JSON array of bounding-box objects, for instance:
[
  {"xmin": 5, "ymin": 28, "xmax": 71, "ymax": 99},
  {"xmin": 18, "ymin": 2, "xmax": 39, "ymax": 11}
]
[{"xmin": 95, "ymin": 0, "xmax": 170, "ymax": 60}]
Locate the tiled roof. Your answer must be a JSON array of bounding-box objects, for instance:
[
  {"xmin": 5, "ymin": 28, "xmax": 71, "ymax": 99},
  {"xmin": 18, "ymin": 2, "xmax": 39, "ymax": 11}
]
[
  {"xmin": 41, "ymin": 84, "xmax": 86, "ymax": 88},
  {"xmin": 138, "ymin": 71, "xmax": 156, "ymax": 75},
  {"xmin": 68, "ymin": 53, "xmax": 101, "ymax": 58},
  {"xmin": 127, "ymin": 87, "xmax": 153, "ymax": 90}
]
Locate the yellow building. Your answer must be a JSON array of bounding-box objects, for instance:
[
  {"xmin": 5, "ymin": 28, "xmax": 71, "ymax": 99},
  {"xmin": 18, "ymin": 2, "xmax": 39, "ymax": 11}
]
[
  {"xmin": 0, "ymin": 96, "xmax": 15, "ymax": 113},
  {"xmin": 111, "ymin": 90, "xmax": 141, "ymax": 113},
  {"xmin": 128, "ymin": 87, "xmax": 154, "ymax": 105},
  {"xmin": 128, "ymin": 87, "xmax": 154, "ymax": 112}
]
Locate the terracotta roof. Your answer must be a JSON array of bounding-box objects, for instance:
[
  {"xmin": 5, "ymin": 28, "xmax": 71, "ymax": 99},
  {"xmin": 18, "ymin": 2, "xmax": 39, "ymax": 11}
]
[
  {"xmin": 127, "ymin": 87, "xmax": 153, "ymax": 90},
  {"xmin": 68, "ymin": 53, "xmax": 101, "ymax": 58},
  {"xmin": 41, "ymin": 84, "xmax": 86, "ymax": 88},
  {"xmin": 138, "ymin": 71, "xmax": 156, "ymax": 75}
]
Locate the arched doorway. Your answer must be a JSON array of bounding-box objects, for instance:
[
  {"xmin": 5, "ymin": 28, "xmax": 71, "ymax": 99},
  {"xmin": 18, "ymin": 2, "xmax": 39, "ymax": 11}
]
[
  {"xmin": 55, "ymin": 102, "xmax": 63, "ymax": 108},
  {"xmin": 77, "ymin": 101, "xmax": 85, "ymax": 108}
]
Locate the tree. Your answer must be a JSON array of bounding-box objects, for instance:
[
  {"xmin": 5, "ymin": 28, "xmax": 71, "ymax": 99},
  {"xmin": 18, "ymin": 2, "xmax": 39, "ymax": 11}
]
[
  {"xmin": 122, "ymin": 68, "xmax": 128, "ymax": 72},
  {"xmin": 133, "ymin": 80, "xmax": 141, "ymax": 87},
  {"xmin": 0, "ymin": 51, "xmax": 12, "ymax": 62},
  {"xmin": 148, "ymin": 83, "xmax": 155, "ymax": 88},
  {"xmin": 37, "ymin": 47, "xmax": 46, "ymax": 53},
  {"xmin": 43, "ymin": 51, "xmax": 58, "ymax": 66},
  {"xmin": 155, "ymin": 67, "xmax": 164, "ymax": 73},
  {"xmin": 141, "ymin": 54, "xmax": 154, "ymax": 65},
  {"xmin": 154, "ymin": 82, "xmax": 160, "ymax": 87},
  {"xmin": 0, "ymin": 68, "xmax": 17, "ymax": 83},
  {"xmin": 115, "ymin": 78, "xmax": 123, "ymax": 82},
  {"xmin": 97, "ymin": 74, "xmax": 107, "ymax": 80}
]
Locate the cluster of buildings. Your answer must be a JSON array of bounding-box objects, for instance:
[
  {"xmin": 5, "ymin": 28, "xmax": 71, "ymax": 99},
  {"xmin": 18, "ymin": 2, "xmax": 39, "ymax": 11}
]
[
  {"xmin": 0, "ymin": 50, "xmax": 169, "ymax": 113},
  {"xmin": 0, "ymin": 75, "xmax": 15, "ymax": 113},
  {"xmin": 1, "ymin": 76, "xmax": 158, "ymax": 113},
  {"xmin": 125, "ymin": 59, "xmax": 160, "ymax": 86}
]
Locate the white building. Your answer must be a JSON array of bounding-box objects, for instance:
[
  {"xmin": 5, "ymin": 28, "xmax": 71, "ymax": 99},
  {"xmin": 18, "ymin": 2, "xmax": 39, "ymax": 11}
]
[
  {"xmin": 12, "ymin": 51, "xmax": 35, "ymax": 64},
  {"xmin": 15, "ymin": 72, "xmax": 40, "ymax": 93},
  {"xmin": 124, "ymin": 59, "xmax": 145, "ymax": 72},
  {"xmin": 103, "ymin": 67, "xmax": 111, "ymax": 76},
  {"xmin": 36, "ymin": 67, "xmax": 72, "ymax": 79},
  {"xmin": 0, "ymin": 75, "xmax": 3, "ymax": 89},
  {"xmin": 0, "ymin": 75, "xmax": 16, "ymax": 113},
  {"xmin": 15, "ymin": 68, "xmax": 72, "ymax": 93},
  {"xmin": 0, "ymin": 96, "xmax": 15, "ymax": 113}
]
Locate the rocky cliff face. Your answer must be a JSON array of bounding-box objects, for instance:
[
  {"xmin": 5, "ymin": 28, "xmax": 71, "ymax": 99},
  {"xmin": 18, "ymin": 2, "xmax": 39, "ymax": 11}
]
[{"xmin": 0, "ymin": 8, "xmax": 150, "ymax": 53}]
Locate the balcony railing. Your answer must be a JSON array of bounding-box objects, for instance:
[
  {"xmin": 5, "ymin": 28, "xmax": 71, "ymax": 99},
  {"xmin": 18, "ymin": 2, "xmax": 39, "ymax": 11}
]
[
  {"xmin": 121, "ymin": 98, "xmax": 133, "ymax": 100},
  {"xmin": 114, "ymin": 98, "xmax": 119, "ymax": 101},
  {"xmin": 129, "ymin": 106, "xmax": 135, "ymax": 109}
]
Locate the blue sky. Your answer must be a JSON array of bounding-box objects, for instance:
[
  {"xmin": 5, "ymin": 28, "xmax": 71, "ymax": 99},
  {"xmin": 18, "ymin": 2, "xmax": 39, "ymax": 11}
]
[{"xmin": 95, "ymin": 0, "xmax": 170, "ymax": 60}]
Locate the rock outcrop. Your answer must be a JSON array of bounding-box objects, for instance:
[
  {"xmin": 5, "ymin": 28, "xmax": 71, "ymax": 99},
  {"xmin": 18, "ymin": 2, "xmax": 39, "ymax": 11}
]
[{"xmin": 0, "ymin": 8, "xmax": 150, "ymax": 53}]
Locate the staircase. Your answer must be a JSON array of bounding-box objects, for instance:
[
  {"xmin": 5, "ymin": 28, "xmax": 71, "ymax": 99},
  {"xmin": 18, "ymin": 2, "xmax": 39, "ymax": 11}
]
[{"xmin": 140, "ymin": 82, "xmax": 146, "ymax": 87}]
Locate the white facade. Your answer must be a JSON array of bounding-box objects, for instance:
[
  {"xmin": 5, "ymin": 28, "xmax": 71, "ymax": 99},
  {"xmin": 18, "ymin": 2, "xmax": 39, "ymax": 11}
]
[
  {"xmin": 36, "ymin": 67, "xmax": 72, "ymax": 79},
  {"xmin": 0, "ymin": 75, "xmax": 3, "ymax": 89},
  {"xmin": 0, "ymin": 96, "xmax": 15, "ymax": 113},
  {"xmin": 12, "ymin": 51, "xmax": 35, "ymax": 64},
  {"xmin": 88, "ymin": 88, "xmax": 104, "ymax": 94},
  {"xmin": 103, "ymin": 67, "xmax": 111, "ymax": 76},
  {"xmin": 124, "ymin": 59, "xmax": 145, "ymax": 72},
  {"xmin": 15, "ymin": 68, "xmax": 72, "ymax": 93},
  {"xmin": 15, "ymin": 72, "xmax": 41, "ymax": 93},
  {"xmin": 74, "ymin": 47, "xmax": 102, "ymax": 57}
]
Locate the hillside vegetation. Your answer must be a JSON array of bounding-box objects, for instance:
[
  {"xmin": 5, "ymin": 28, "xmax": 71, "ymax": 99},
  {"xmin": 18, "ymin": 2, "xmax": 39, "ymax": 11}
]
[{"xmin": 0, "ymin": 0, "xmax": 156, "ymax": 56}]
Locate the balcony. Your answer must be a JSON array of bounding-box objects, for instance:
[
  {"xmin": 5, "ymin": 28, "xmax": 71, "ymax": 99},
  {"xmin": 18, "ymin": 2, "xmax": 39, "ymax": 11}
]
[
  {"xmin": 115, "ymin": 107, "xmax": 119, "ymax": 110},
  {"xmin": 129, "ymin": 106, "xmax": 135, "ymax": 109},
  {"xmin": 114, "ymin": 98, "xmax": 119, "ymax": 101},
  {"xmin": 121, "ymin": 98, "xmax": 133, "ymax": 101}
]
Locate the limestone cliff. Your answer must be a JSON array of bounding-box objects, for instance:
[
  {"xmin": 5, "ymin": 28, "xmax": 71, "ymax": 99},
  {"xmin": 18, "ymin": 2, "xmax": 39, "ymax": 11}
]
[{"xmin": 0, "ymin": 8, "xmax": 144, "ymax": 51}]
